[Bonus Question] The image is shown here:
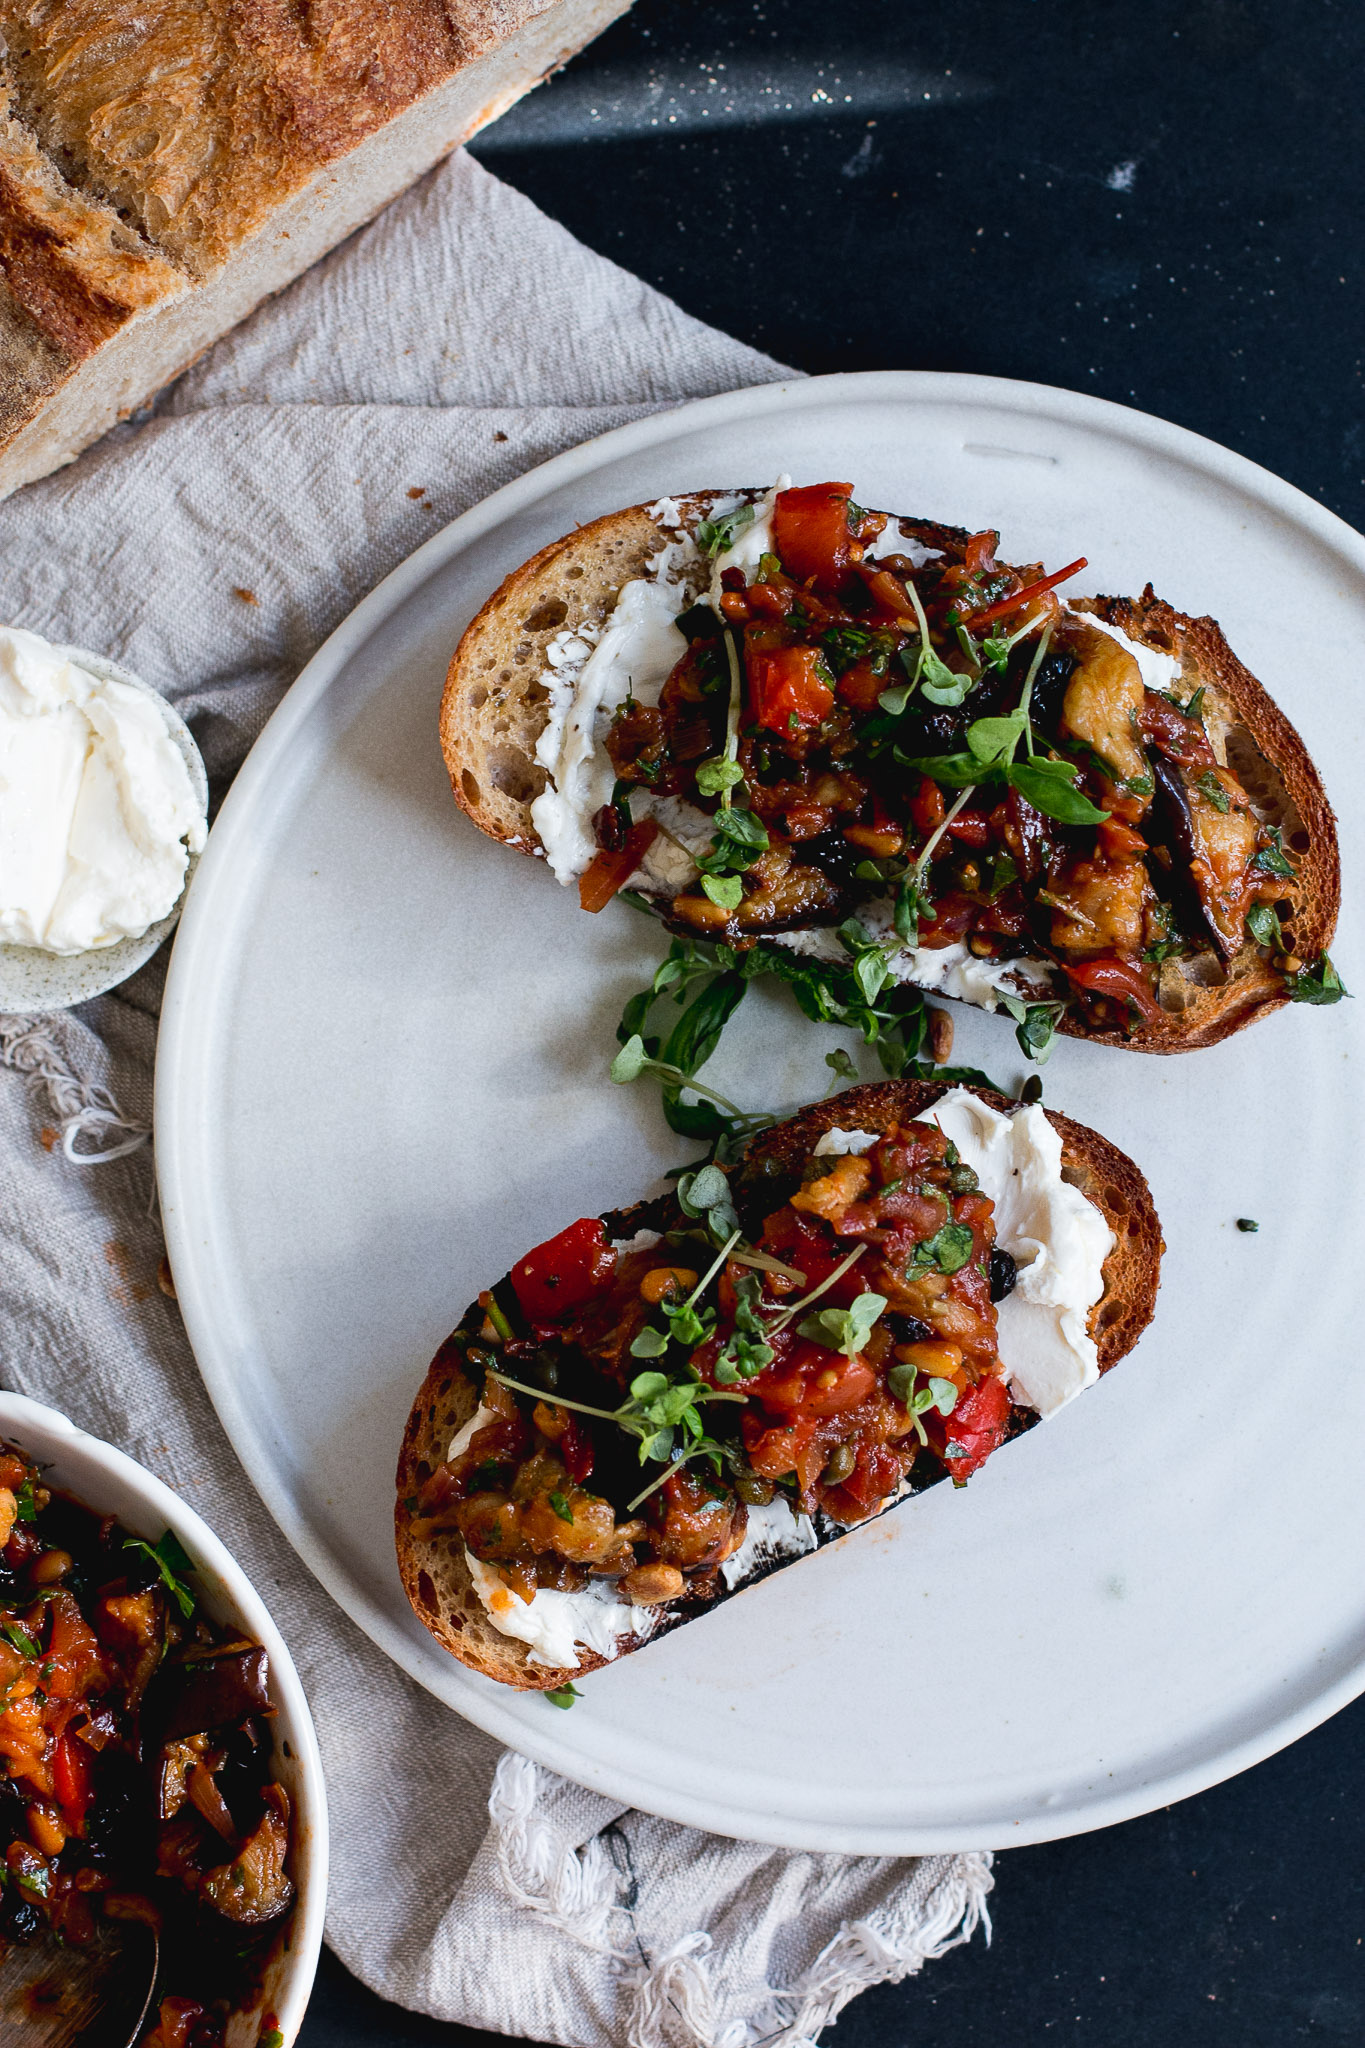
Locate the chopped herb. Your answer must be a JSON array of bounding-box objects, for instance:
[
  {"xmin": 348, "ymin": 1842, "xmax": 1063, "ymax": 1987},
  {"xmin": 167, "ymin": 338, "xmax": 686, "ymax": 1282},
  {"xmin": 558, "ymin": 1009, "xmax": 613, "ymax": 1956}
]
[
  {"xmin": 547, "ymin": 1491, "xmax": 576, "ymax": 1525},
  {"xmin": 1184, "ymin": 686, "xmax": 1206, "ymax": 722},
  {"xmin": 16, "ymin": 1862, "xmax": 51, "ymax": 1897},
  {"xmin": 909, "ymin": 1222, "xmax": 975, "ymax": 1276},
  {"xmin": 13, "ymin": 1478, "xmax": 37, "ymax": 1524},
  {"xmin": 1196, "ymin": 770, "xmax": 1231, "ymax": 814},
  {"xmin": 1288, "ymin": 953, "xmax": 1349, "ymax": 1005},
  {"xmin": 545, "ymin": 1684, "xmax": 580, "ymax": 1709},
  {"xmin": 1246, "ymin": 903, "xmax": 1282, "ymax": 949},
  {"xmin": 123, "ymin": 1530, "xmax": 197, "ymax": 1620},
  {"xmin": 1236, "ymin": 1218, "xmax": 1259, "ymax": 1233},
  {"xmin": 1251, "ymin": 826, "xmax": 1297, "ymax": 878},
  {"xmin": 697, "ymin": 503, "xmax": 756, "ymax": 557},
  {"xmin": 259, "ymin": 2032, "xmax": 286, "ymax": 2048},
  {"xmin": 0, "ymin": 1621, "xmax": 38, "ymax": 1658}
]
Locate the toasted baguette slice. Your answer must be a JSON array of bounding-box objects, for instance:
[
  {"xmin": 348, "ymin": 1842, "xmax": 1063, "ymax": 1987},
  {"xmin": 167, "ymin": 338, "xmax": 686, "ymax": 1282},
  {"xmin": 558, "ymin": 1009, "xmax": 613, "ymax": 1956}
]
[
  {"xmin": 438, "ymin": 492, "xmax": 1339, "ymax": 1054},
  {"xmin": 395, "ymin": 1081, "xmax": 1161, "ymax": 1692}
]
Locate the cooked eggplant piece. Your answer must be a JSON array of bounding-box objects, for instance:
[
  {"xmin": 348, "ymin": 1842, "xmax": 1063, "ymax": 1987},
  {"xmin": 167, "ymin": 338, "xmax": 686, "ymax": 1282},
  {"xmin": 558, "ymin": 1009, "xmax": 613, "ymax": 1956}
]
[
  {"xmin": 161, "ymin": 1646, "xmax": 272, "ymax": 1742},
  {"xmin": 201, "ymin": 1785, "xmax": 293, "ymax": 1926}
]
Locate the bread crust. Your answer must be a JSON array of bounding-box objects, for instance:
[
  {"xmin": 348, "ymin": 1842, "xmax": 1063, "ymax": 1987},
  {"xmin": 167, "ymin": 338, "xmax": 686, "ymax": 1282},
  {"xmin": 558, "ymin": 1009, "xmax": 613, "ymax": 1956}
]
[
  {"xmin": 439, "ymin": 497, "xmax": 1340, "ymax": 1055},
  {"xmin": 395, "ymin": 1082, "xmax": 1162, "ymax": 1691}
]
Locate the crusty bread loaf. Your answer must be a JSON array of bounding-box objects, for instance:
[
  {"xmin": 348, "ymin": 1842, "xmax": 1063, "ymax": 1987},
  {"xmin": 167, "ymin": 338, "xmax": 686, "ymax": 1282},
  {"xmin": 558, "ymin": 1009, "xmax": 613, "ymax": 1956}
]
[
  {"xmin": 438, "ymin": 492, "xmax": 1340, "ymax": 1054},
  {"xmin": 0, "ymin": 0, "xmax": 632, "ymax": 497},
  {"xmin": 394, "ymin": 1081, "xmax": 1162, "ymax": 1691}
]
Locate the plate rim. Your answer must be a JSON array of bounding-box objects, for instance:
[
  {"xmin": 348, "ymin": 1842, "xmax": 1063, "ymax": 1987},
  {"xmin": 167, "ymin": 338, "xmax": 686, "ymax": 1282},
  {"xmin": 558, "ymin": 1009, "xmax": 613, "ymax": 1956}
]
[{"xmin": 156, "ymin": 368, "xmax": 1365, "ymax": 1853}]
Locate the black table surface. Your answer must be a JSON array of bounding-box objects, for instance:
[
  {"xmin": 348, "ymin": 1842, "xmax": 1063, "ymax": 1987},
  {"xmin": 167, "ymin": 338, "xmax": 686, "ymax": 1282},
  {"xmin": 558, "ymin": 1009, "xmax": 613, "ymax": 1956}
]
[{"xmin": 302, "ymin": 3, "xmax": 1365, "ymax": 2042}]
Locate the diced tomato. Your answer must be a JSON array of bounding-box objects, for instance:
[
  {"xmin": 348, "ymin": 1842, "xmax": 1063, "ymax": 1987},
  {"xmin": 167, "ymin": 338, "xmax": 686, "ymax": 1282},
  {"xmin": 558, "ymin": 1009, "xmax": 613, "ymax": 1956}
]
[
  {"xmin": 51, "ymin": 1729, "xmax": 93, "ymax": 1835},
  {"xmin": 964, "ymin": 530, "xmax": 1000, "ymax": 577},
  {"xmin": 510, "ymin": 1217, "xmax": 617, "ymax": 1322},
  {"xmin": 558, "ymin": 1416, "xmax": 594, "ymax": 1486},
  {"xmin": 800, "ymin": 1357, "xmax": 877, "ymax": 1416},
  {"xmin": 772, "ymin": 482, "xmax": 857, "ymax": 584},
  {"xmin": 944, "ymin": 807, "xmax": 992, "ymax": 847},
  {"xmin": 836, "ymin": 657, "xmax": 887, "ymax": 713},
  {"xmin": 826, "ymin": 1443, "xmax": 906, "ymax": 1516},
  {"xmin": 936, "ymin": 1373, "xmax": 1010, "ymax": 1482},
  {"xmin": 45, "ymin": 1594, "xmax": 103, "ymax": 1701},
  {"xmin": 1065, "ymin": 955, "xmax": 1163, "ymax": 1023},
  {"xmin": 747, "ymin": 645, "xmax": 835, "ymax": 732},
  {"xmin": 578, "ymin": 817, "xmax": 659, "ymax": 913},
  {"xmin": 911, "ymin": 775, "xmax": 946, "ymax": 836},
  {"xmin": 758, "ymin": 1210, "xmax": 851, "ymax": 1296}
]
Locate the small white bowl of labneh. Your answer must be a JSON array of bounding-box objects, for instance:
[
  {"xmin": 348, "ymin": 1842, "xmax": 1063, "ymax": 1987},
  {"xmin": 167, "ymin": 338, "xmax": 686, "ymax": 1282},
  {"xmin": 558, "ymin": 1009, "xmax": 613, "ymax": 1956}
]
[{"xmin": 0, "ymin": 626, "xmax": 208, "ymax": 1011}]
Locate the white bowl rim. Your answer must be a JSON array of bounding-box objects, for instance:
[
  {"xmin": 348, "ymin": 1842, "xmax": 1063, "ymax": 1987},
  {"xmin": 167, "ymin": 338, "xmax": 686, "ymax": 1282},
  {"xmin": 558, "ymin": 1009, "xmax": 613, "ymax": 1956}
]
[{"xmin": 0, "ymin": 1388, "xmax": 328, "ymax": 2044}]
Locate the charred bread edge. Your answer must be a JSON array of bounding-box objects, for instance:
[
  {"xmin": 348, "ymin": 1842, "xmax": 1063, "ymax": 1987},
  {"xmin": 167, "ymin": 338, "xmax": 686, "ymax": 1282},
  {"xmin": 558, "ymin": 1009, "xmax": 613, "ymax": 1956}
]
[
  {"xmin": 394, "ymin": 1081, "xmax": 1162, "ymax": 1691},
  {"xmin": 438, "ymin": 496, "xmax": 1340, "ymax": 1056}
]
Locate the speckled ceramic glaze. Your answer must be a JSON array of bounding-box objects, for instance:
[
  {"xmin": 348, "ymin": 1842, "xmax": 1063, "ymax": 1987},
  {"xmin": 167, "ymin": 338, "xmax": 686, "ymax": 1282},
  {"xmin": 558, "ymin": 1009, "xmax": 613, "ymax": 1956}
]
[
  {"xmin": 157, "ymin": 373, "xmax": 1363, "ymax": 1853},
  {"xmin": 0, "ymin": 647, "xmax": 207, "ymax": 1013}
]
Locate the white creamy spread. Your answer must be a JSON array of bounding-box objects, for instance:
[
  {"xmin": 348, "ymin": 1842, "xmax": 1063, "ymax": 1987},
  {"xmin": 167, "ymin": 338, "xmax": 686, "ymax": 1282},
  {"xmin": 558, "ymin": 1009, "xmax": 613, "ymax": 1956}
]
[
  {"xmin": 720, "ymin": 1494, "xmax": 818, "ymax": 1589},
  {"xmin": 862, "ymin": 520, "xmax": 943, "ymax": 568},
  {"xmin": 610, "ymin": 1228, "xmax": 662, "ymax": 1255},
  {"xmin": 813, "ymin": 1126, "xmax": 881, "ymax": 1156},
  {"xmin": 530, "ymin": 578, "xmax": 692, "ymax": 883},
  {"xmin": 771, "ymin": 923, "xmax": 1056, "ymax": 1011},
  {"xmin": 447, "ymin": 1402, "xmax": 497, "ymax": 1466},
  {"xmin": 1074, "ymin": 609, "xmax": 1180, "ymax": 696},
  {"xmin": 706, "ymin": 474, "xmax": 789, "ymax": 608},
  {"xmin": 464, "ymin": 1549, "xmax": 644, "ymax": 1671},
  {"xmin": 813, "ymin": 1098, "xmax": 1113, "ymax": 1414},
  {"xmin": 919, "ymin": 1088, "xmax": 1115, "ymax": 1416},
  {"xmin": 0, "ymin": 627, "xmax": 206, "ymax": 954}
]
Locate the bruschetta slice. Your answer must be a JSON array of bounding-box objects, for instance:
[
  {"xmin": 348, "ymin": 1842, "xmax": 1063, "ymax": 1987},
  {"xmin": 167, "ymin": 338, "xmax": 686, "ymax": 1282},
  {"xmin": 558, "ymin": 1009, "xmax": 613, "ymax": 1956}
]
[
  {"xmin": 395, "ymin": 1080, "xmax": 1161, "ymax": 1691},
  {"xmin": 439, "ymin": 482, "xmax": 1341, "ymax": 1052}
]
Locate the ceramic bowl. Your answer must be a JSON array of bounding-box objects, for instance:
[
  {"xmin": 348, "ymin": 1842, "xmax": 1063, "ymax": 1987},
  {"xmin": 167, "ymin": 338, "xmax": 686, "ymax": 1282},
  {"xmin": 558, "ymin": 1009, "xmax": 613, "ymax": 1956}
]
[
  {"xmin": 0, "ymin": 1389, "xmax": 327, "ymax": 2047},
  {"xmin": 0, "ymin": 648, "xmax": 208, "ymax": 1013}
]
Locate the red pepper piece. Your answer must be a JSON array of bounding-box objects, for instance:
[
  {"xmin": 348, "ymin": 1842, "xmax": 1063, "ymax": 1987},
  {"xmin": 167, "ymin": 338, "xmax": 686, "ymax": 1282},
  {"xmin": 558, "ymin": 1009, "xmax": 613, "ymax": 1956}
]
[
  {"xmin": 937, "ymin": 1373, "xmax": 1011, "ymax": 1482},
  {"xmin": 510, "ymin": 1217, "xmax": 617, "ymax": 1322},
  {"xmin": 578, "ymin": 817, "xmax": 659, "ymax": 913},
  {"xmin": 559, "ymin": 1416, "xmax": 595, "ymax": 1486},
  {"xmin": 51, "ymin": 1729, "xmax": 92, "ymax": 1835},
  {"xmin": 966, "ymin": 556, "xmax": 1089, "ymax": 629},
  {"xmin": 772, "ymin": 482, "xmax": 857, "ymax": 584},
  {"xmin": 1065, "ymin": 955, "xmax": 1164, "ymax": 1023},
  {"xmin": 747, "ymin": 645, "xmax": 835, "ymax": 732}
]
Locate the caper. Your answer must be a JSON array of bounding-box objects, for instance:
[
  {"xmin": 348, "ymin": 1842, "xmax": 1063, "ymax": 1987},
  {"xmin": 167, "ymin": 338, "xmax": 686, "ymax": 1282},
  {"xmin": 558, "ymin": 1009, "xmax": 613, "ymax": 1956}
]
[
  {"xmin": 946, "ymin": 1163, "xmax": 979, "ymax": 1194},
  {"xmin": 821, "ymin": 1443, "xmax": 857, "ymax": 1485},
  {"xmin": 531, "ymin": 1349, "xmax": 559, "ymax": 1391},
  {"xmin": 735, "ymin": 1473, "xmax": 775, "ymax": 1506}
]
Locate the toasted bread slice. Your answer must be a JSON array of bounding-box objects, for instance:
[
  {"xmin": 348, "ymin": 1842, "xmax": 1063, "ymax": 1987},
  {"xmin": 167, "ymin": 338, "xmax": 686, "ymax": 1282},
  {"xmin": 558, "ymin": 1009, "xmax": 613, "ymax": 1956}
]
[
  {"xmin": 395, "ymin": 1081, "xmax": 1161, "ymax": 1692},
  {"xmin": 438, "ymin": 493, "xmax": 1339, "ymax": 1054}
]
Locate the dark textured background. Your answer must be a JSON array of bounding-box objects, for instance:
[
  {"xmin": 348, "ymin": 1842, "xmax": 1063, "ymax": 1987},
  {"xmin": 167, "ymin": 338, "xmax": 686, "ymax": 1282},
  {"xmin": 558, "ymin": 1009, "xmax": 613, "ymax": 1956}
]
[{"xmin": 303, "ymin": 2, "xmax": 1365, "ymax": 2040}]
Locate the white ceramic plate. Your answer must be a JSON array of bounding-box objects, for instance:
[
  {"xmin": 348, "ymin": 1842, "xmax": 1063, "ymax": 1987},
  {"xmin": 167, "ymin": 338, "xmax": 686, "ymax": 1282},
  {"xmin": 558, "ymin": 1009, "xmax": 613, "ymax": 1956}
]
[
  {"xmin": 0, "ymin": 1391, "xmax": 327, "ymax": 2046},
  {"xmin": 157, "ymin": 372, "xmax": 1363, "ymax": 1854}
]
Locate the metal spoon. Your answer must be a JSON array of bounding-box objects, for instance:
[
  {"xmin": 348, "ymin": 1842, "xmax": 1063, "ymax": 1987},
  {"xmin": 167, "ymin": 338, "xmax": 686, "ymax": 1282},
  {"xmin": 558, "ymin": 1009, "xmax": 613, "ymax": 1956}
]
[{"xmin": 0, "ymin": 1917, "xmax": 159, "ymax": 2048}]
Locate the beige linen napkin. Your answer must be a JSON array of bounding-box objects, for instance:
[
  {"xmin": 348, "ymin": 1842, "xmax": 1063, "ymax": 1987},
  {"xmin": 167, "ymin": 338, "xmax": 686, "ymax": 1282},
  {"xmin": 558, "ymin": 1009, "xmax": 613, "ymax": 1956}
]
[{"xmin": 0, "ymin": 149, "xmax": 991, "ymax": 2046}]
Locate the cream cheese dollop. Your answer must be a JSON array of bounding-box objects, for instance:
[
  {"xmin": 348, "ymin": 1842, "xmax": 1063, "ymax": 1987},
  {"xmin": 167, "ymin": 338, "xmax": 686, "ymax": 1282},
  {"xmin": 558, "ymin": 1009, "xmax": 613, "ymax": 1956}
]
[
  {"xmin": 464, "ymin": 1549, "xmax": 645, "ymax": 1671},
  {"xmin": 817, "ymin": 1094, "xmax": 1115, "ymax": 1417},
  {"xmin": 0, "ymin": 627, "xmax": 206, "ymax": 955}
]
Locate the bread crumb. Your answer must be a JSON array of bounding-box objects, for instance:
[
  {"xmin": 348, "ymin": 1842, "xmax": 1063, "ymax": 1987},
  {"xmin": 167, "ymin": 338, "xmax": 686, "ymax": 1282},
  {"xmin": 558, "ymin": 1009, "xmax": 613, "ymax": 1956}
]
[
  {"xmin": 157, "ymin": 1255, "xmax": 178, "ymax": 1298},
  {"xmin": 407, "ymin": 486, "xmax": 426, "ymax": 499},
  {"xmin": 493, "ymin": 431, "xmax": 509, "ymax": 443},
  {"xmin": 104, "ymin": 1240, "xmax": 151, "ymax": 1305},
  {"xmin": 38, "ymin": 1127, "xmax": 58, "ymax": 1152},
  {"xmin": 232, "ymin": 586, "xmax": 258, "ymax": 605}
]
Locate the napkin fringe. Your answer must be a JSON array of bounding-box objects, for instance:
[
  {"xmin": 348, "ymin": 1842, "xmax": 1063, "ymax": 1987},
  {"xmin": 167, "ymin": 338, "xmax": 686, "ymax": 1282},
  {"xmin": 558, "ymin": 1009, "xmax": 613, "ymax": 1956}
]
[
  {"xmin": 491, "ymin": 1752, "xmax": 636, "ymax": 1961},
  {"xmin": 488, "ymin": 1754, "xmax": 993, "ymax": 2048},
  {"xmin": 0, "ymin": 1016, "xmax": 150, "ymax": 1165}
]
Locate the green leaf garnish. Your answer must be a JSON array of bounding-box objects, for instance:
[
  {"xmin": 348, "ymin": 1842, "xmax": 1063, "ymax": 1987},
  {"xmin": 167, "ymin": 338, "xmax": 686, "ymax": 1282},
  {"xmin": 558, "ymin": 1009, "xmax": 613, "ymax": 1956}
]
[
  {"xmin": 123, "ymin": 1530, "xmax": 198, "ymax": 1620},
  {"xmin": 910, "ymin": 1222, "xmax": 975, "ymax": 1275},
  {"xmin": 1251, "ymin": 826, "xmax": 1297, "ymax": 878},
  {"xmin": 1287, "ymin": 953, "xmax": 1349, "ymax": 1005},
  {"xmin": 695, "ymin": 755, "xmax": 745, "ymax": 797},
  {"xmin": 697, "ymin": 503, "xmax": 756, "ymax": 557},
  {"xmin": 1246, "ymin": 903, "xmax": 1282, "ymax": 949},
  {"xmin": 797, "ymin": 1291, "xmax": 887, "ymax": 1357},
  {"xmin": 545, "ymin": 1684, "xmax": 580, "ymax": 1709},
  {"xmin": 1196, "ymin": 770, "xmax": 1231, "ymax": 814},
  {"xmin": 701, "ymin": 873, "xmax": 744, "ymax": 911},
  {"xmin": 548, "ymin": 1491, "xmax": 576, "ymax": 1525}
]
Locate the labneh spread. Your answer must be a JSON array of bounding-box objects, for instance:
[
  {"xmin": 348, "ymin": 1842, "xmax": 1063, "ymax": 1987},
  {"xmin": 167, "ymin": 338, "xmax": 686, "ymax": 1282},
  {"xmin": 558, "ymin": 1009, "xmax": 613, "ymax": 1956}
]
[{"xmin": 0, "ymin": 626, "xmax": 206, "ymax": 955}]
